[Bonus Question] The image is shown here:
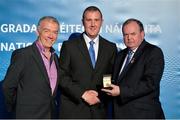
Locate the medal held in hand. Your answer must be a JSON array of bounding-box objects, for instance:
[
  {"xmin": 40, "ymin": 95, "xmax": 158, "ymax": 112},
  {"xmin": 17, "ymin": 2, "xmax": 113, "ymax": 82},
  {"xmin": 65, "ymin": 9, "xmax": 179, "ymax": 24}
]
[{"xmin": 103, "ymin": 74, "xmax": 112, "ymax": 90}]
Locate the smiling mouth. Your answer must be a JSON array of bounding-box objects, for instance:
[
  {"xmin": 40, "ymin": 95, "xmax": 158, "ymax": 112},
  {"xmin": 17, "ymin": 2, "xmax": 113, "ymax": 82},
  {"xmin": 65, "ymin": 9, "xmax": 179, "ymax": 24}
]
[
  {"xmin": 46, "ymin": 38, "xmax": 54, "ymax": 41},
  {"xmin": 90, "ymin": 28, "xmax": 95, "ymax": 30}
]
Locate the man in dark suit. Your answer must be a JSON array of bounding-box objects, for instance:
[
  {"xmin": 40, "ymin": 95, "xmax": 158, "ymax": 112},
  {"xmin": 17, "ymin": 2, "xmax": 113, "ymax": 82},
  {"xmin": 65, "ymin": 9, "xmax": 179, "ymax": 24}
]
[
  {"xmin": 58, "ymin": 6, "xmax": 117, "ymax": 118},
  {"xmin": 102, "ymin": 18, "xmax": 165, "ymax": 119},
  {"xmin": 2, "ymin": 16, "xmax": 60, "ymax": 118}
]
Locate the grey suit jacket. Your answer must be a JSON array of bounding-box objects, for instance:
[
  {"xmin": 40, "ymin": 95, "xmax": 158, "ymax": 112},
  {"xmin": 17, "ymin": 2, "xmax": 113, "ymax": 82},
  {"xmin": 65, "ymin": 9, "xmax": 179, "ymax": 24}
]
[
  {"xmin": 3, "ymin": 43, "xmax": 60, "ymax": 118},
  {"xmin": 59, "ymin": 34, "xmax": 117, "ymax": 118}
]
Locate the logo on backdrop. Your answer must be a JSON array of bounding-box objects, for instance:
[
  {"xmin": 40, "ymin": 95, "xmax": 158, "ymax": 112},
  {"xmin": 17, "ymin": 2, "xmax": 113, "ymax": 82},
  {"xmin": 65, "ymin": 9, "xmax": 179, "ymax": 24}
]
[{"xmin": 0, "ymin": 23, "xmax": 162, "ymax": 52}]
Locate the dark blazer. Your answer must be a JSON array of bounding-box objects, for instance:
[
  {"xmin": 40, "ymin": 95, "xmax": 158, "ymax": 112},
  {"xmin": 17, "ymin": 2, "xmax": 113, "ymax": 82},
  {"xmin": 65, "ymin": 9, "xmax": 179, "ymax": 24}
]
[
  {"xmin": 2, "ymin": 43, "xmax": 60, "ymax": 119},
  {"xmin": 112, "ymin": 40, "xmax": 165, "ymax": 119},
  {"xmin": 59, "ymin": 34, "xmax": 117, "ymax": 118}
]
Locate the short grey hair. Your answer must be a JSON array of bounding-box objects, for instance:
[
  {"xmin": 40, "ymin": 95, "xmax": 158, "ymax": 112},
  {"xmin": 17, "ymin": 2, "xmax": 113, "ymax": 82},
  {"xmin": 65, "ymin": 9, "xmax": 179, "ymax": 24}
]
[{"xmin": 37, "ymin": 16, "xmax": 59, "ymax": 30}]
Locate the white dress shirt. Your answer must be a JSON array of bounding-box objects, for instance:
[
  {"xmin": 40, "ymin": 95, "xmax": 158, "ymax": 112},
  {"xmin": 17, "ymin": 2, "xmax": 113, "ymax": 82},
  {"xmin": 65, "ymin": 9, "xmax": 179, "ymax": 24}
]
[
  {"xmin": 119, "ymin": 48, "xmax": 138, "ymax": 75},
  {"xmin": 83, "ymin": 33, "xmax": 99, "ymax": 61}
]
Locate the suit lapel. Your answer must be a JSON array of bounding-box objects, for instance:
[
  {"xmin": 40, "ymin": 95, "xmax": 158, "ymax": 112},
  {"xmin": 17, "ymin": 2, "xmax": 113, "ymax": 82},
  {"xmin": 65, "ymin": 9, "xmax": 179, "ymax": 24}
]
[
  {"xmin": 94, "ymin": 37, "xmax": 105, "ymax": 71},
  {"xmin": 116, "ymin": 49, "xmax": 128, "ymax": 81},
  {"xmin": 118, "ymin": 40, "xmax": 147, "ymax": 81},
  {"xmin": 53, "ymin": 54, "xmax": 59, "ymax": 96},
  {"xmin": 78, "ymin": 35, "xmax": 94, "ymax": 69},
  {"xmin": 31, "ymin": 43, "xmax": 50, "ymax": 84}
]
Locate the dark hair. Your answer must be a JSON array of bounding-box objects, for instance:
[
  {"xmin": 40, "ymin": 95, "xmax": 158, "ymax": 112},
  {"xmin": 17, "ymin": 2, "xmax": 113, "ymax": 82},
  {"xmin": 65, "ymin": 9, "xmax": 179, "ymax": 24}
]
[
  {"xmin": 82, "ymin": 6, "xmax": 103, "ymax": 20},
  {"xmin": 122, "ymin": 18, "xmax": 144, "ymax": 34},
  {"xmin": 37, "ymin": 16, "xmax": 59, "ymax": 29}
]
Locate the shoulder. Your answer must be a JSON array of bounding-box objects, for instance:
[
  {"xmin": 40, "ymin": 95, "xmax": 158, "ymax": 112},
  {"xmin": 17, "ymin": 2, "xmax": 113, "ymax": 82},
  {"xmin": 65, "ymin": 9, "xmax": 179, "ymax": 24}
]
[
  {"xmin": 62, "ymin": 39, "xmax": 77, "ymax": 46},
  {"xmin": 144, "ymin": 41, "xmax": 163, "ymax": 54},
  {"xmin": 61, "ymin": 40, "xmax": 79, "ymax": 53},
  {"xmin": 62, "ymin": 35, "xmax": 82, "ymax": 46},
  {"xmin": 9, "ymin": 45, "xmax": 33, "ymax": 65},
  {"xmin": 100, "ymin": 36, "xmax": 117, "ymax": 49},
  {"xmin": 100, "ymin": 36, "xmax": 116, "ymax": 46},
  {"xmin": 140, "ymin": 41, "xmax": 164, "ymax": 62},
  {"xmin": 11, "ymin": 44, "xmax": 34, "ymax": 59},
  {"xmin": 12, "ymin": 44, "xmax": 32, "ymax": 54},
  {"xmin": 117, "ymin": 48, "xmax": 127, "ymax": 57}
]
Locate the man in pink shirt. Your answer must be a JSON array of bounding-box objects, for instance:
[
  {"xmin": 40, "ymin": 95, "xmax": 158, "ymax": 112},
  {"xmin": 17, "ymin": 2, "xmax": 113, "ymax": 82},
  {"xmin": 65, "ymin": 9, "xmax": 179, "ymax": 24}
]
[{"xmin": 3, "ymin": 16, "xmax": 60, "ymax": 119}]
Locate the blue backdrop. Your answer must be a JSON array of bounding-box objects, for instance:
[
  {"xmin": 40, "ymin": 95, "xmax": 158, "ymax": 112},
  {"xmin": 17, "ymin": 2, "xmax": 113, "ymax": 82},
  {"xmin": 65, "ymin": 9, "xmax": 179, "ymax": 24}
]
[{"xmin": 0, "ymin": 0, "xmax": 180, "ymax": 118}]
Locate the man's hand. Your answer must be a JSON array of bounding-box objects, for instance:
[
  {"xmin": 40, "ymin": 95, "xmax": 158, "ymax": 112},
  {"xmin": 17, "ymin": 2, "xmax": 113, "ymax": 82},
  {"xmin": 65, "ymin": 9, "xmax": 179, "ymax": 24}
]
[
  {"xmin": 82, "ymin": 90, "xmax": 100, "ymax": 105},
  {"xmin": 101, "ymin": 84, "xmax": 120, "ymax": 96}
]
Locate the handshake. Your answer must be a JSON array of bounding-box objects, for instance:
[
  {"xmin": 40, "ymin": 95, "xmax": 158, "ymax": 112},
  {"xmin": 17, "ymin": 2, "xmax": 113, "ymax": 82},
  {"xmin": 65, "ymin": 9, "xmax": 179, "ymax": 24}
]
[{"xmin": 81, "ymin": 84, "xmax": 120, "ymax": 106}]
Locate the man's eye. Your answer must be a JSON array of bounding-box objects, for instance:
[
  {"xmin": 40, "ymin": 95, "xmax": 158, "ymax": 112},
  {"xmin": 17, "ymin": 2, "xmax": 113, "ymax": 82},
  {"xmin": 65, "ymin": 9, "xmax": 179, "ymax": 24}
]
[
  {"xmin": 54, "ymin": 32, "xmax": 58, "ymax": 35},
  {"xmin": 44, "ymin": 30, "xmax": 49, "ymax": 32}
]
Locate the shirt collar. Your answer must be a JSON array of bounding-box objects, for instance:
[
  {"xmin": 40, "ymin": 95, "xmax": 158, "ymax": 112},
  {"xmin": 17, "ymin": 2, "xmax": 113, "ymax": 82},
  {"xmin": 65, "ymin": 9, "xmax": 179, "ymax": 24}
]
[
  {"xmin": 132, "ymin": 48, "xmax": 137, "ymax": 53},
  {"xmin": 129, "ymin": 47, "xmax": 138, "ymax": 54},
  {"xmin": 35, "ymin": 40, "xmax": 55, "ymax": 54},
  {"xmin": 83, "ymin": 33, "xmax": 99, "ymax": 45}
]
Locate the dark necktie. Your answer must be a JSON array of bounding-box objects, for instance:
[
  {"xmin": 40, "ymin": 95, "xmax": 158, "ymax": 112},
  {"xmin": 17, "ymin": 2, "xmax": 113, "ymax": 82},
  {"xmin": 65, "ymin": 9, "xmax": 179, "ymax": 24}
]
[
  {"xmin": 89, "ymin": 41, "xmax": 95, "ymax": 68},
  {"xmin": 118, "ymin": 50, "xmax": 133, "ymax": 81},
  {"xmin": 123, "ymin": 50, "xmax": 133, "ymax": 70}
]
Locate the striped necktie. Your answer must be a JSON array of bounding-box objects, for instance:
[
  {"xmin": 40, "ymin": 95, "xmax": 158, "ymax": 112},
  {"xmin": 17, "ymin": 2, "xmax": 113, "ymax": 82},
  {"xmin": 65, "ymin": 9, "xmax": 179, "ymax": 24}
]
[{"xmin": 123, "ymin": 50, "xmax": 133, "ymax": 71}]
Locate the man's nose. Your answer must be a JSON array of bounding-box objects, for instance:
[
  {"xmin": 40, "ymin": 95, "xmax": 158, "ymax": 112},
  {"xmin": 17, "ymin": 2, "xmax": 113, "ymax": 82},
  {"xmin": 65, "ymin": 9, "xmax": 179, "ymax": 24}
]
[
  {"xmin": 91, "ymin": 21, "xmax": 95, "ymax": 26},
  {"xmin": 48, "ymin": 32, "xmax": 54, "ymax": 39}
]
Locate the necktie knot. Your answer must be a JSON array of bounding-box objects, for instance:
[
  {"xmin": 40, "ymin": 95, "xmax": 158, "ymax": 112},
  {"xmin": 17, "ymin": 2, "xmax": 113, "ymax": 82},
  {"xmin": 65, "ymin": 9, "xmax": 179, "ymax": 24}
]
[
  {"xmin": 123, "ymin": 49, "xmax": 133, "ymax": 71},
  {"xmin": 89, "ymin": 40, "xmax": 95, "ymax": 45},
  {"xmin": 127, "ymin": 50, "xmax": 133, "ymax": 63},
  {"xmin": 128, "ymin": 50, "xmax": 133, "ymax": 57}
]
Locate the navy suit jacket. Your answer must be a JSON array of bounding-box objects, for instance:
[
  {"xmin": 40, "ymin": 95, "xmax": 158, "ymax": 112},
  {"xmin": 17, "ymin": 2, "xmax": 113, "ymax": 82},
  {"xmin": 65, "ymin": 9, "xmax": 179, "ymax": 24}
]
[{"xmin": 112, "ymin": 40, "xmax": 165, "ymax": 119}]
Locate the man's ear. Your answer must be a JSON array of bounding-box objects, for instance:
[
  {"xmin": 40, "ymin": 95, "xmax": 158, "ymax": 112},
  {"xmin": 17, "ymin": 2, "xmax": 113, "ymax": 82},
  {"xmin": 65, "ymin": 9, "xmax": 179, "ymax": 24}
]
[
  {"xmin": 141, "ymin": 31, "xmax": 145, "ymax": 38},
  {"xmin": 101, "ymin": 18, "xmax": 104, "ymax": 26},
  {"xmin": 36, "ymin": 26, "xmax": 40, "ymax": 36},
  {"xmin": 35, "ymin": 30, "xmax": 39, "ymax": 36},
  {"xmin": 82, "ymin": 19, "xmax": 84, "ymax": 26}
]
